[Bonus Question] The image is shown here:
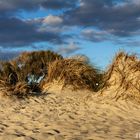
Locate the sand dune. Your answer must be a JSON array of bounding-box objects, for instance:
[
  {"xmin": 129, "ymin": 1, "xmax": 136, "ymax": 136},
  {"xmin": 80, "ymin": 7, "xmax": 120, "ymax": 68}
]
[
  {"xmin": 0, "ymin": 89, "xmax": 140, "ymax": 140},
  {"xmin": 0, "ymin": 51, "xmax": 139, "ymax": 139},
  {"xmin": 99, "ymin": 52, "xmax": 140, "ymax": 105}
]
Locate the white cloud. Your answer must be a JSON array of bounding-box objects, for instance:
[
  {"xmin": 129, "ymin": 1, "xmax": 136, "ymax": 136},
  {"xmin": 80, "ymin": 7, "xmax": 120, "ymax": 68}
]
[
  {"xmin": 43, "ymin": 15, "xmax": 63, "ymax": 25},
  {"xmin": 57, "ymin": 42, "xmax": 80, "ymax": 55},
  {"xmin": 82, "ymin": 29, "xmax": 107, "ymax": 35}
]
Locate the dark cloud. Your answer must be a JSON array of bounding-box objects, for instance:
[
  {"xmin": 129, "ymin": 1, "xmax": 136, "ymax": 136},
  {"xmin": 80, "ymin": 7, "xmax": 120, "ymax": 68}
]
[
  {"xmin": 1, "ymin": 0, "xmax": 140, "ymax": 38},
  {"xmin": 0, "ymin": 17, "xmax": 65, "ymax": 47},
  {"xmin": 0, "ymin": 0, "xmax": 140, "ymax": 50},
  {"xmin": 0, "ymin": 0, "xmax": 42, "ymax": 16},
  {"xmin": 42, "ymin": 0, "xmax": 77, "ymax": 10},
  {"xmin": 0, "ymin": 0, "xmax": 77, "ymax": 48},
  {"xmin": 63, "ymin": 0, "xmax": 140, "ymax": 37},
  {"xmin": 0, "ymin": 0, "xmax": 78, "ymax": 16}
]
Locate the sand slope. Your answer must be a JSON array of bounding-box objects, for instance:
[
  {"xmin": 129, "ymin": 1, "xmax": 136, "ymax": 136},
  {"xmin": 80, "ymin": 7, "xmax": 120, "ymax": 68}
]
[{"xmin": 0, "ymin": 89, "xmax": 139, "ymax": 140}]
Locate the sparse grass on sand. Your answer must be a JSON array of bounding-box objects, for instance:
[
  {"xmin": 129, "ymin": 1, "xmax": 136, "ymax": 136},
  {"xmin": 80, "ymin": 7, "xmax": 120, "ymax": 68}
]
[{"xmin": 101, "ymin": 52, "xmax": 140, "ymax": 103}]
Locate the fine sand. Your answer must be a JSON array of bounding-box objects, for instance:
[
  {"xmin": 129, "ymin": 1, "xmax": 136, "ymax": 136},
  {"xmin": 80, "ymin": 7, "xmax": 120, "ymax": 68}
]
[{"xmin": 0, "ymin": 88, "xmax": 140, "ymax": 140}]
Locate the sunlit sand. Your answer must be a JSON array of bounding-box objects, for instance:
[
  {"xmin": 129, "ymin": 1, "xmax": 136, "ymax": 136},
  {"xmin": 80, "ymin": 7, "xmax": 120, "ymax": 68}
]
[{"xmin": 0, "ymin": 51, "xmax": 139, "ymax": 140}]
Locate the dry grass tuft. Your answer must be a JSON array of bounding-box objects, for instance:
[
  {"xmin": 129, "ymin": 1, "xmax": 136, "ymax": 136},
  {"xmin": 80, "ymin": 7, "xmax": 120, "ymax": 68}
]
[
  {"xmin": 0, "ymin": 50, "xmax": 140, "ymax": 103},
  {"xmin": 13, "ymin": 50, "xmax": 63, "ymax": 82},
  {"xmin": 0, "ymin": 50, "xmax": 63, "ymax": 97},
  {"xmin": 101, "ymin": 52, "xmax": 140, "ymax": 103},
  {"xmin": 0, "ymin": 81, "xmax": 31, "ymax": 97},
  {"xmin": 41, "ymin": 59, "xmax": 103, "ymax": 92}
]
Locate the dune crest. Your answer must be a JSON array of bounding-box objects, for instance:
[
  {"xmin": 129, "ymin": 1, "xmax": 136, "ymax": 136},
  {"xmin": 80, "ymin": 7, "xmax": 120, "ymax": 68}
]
[{"xmin": 100, "ymin": 52, "xmax": 140, "ymax": 103}]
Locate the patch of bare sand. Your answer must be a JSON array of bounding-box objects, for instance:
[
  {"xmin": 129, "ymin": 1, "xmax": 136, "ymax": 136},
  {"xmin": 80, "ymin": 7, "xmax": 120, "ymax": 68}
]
[{"xmin": 0, "ymin": 87, "xmax": 139, "ymax": 140}]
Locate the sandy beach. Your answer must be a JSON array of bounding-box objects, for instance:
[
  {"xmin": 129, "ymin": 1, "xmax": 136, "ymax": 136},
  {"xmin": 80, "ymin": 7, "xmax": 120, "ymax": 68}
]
[
  {"xmin": 0, "ymin": 88, "xmax": 139, "ymax": 140},
  {"xmin": 0, "ymin": 51, "xmax": 139, "ymax": 140}
]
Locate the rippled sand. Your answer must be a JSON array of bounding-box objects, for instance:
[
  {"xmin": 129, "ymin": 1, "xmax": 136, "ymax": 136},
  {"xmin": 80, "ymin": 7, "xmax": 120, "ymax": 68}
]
[{"xmin": 0, "ymin": 89, "xmax": 140, "ymax": 140}]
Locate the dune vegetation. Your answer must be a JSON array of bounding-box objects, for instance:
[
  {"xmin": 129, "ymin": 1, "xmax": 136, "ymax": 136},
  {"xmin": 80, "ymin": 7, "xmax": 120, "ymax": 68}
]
[
  {"xmin": 100, "ymin": 52, "xmax": 140, "ymax": 103},
  {"xmin": 41, "ymin": 58, "xmax": 103, "ymax": 92},
  {"xmin": 0, "ymin": 50, "xmax": 139, "ymax": 103},
  {"xmin": 0, "ymin": 50, "xmax": 63, "ymax": 97}
]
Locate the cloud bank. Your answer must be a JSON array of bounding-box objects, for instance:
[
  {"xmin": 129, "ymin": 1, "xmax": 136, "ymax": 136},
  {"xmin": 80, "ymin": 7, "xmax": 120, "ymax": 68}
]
[{"xmin": 0, "ymin": 0, "xmax": 140, "ymax": 52}]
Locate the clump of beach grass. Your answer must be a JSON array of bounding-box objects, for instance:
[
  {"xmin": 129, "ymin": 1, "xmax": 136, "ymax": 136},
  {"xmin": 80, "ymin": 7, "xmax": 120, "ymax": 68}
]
[
  {"xmin": 0, "ymin": 50, "xmax": 63, "ymax": 97},
  {"xmin": 0, "ymin": 50, "xmax": 140, "ymax": 104},
  {"xmin": 101, "ymin": 51, "xmax": 140, "ymax": 103},
  {"xmin": 12, "ymin": 50, "xmax": 63, "ymax": 83},
  {"xmin": 41, "ymin": 58, "xmax": 103, "ymax": 92}
]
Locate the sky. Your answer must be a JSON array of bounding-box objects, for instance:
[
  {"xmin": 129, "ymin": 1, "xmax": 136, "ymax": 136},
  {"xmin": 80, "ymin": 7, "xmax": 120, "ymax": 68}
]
[{"xmin": 0, "ymin": 0, "xmax": 140, "ymax": 69}]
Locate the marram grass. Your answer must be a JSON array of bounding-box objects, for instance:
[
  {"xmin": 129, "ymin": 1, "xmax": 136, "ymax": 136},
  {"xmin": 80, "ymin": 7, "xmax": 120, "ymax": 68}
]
[
  {"xmin": 0, "ymin": 50, "xmax": 140, "ymax": 104},
  {"xmin": 41, "ymin": 59, "xmax": 103, "ymax": 92}
]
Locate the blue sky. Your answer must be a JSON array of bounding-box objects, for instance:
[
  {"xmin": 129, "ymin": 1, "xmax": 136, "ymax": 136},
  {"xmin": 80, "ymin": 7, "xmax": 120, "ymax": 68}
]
[{"xmin": 0, "ymin": 0, "xmax": 140, "ymax": 69}]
